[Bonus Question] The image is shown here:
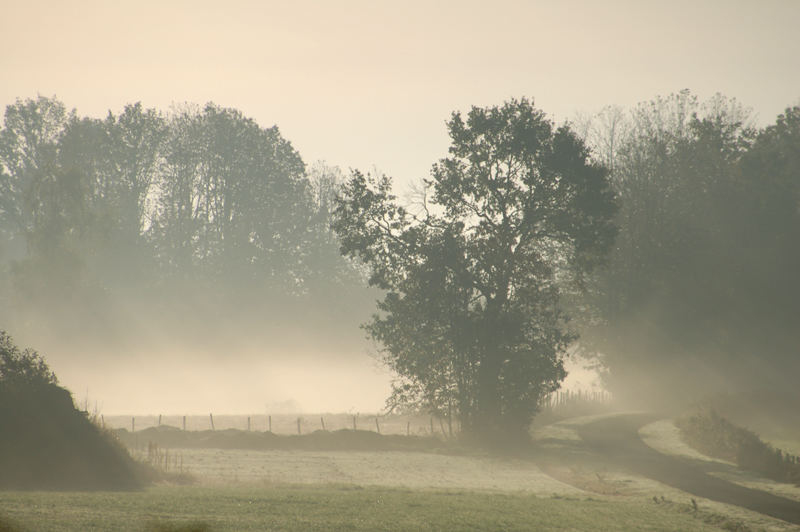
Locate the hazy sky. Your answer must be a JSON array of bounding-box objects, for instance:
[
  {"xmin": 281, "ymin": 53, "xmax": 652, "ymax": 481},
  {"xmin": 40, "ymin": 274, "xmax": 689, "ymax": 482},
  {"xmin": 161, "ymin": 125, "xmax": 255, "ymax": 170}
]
[
  {"xmin": 1, "ymin": 0, "xmax": 798, "ymax": 414},
  {"xmin": 2, "ymin": 0, "xmax": 798, "ymax": 192}
]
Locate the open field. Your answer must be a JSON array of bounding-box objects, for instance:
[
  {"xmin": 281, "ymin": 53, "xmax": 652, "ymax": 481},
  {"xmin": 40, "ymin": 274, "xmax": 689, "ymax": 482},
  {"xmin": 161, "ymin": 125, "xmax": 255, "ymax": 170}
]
[
  {"xmin": 147, "ymin": 448, "xmax": 582, "ymax": 493},
  {"xmin": 0, "ymin": 484, "xmax": 736, "ymax": 532},
  {"xmin": 4, "ymin": 412, "xmax": 800, "ymax": 531}
]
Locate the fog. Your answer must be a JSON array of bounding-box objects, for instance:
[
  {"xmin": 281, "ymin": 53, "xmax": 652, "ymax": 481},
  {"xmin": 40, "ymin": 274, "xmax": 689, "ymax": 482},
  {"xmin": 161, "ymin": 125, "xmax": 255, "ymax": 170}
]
[
  {"xmin": 3, "ymin": 253, "xmax": 391, "ymax": 415},
  {"xmin": 2, "ymin": 91, "xmax": 799, "ymax": 424},
  {"xmin": 4, "ymin": 5, "xmax": 800, "ymax": 531}
]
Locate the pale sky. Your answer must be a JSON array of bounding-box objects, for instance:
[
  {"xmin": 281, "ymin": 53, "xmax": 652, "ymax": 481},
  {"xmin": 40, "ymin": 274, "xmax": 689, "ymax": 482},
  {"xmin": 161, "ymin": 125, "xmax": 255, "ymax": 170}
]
[
  {"xmin": 2, "ymin": 0, "xmax": 799, "ymax": 413},
  {"xmin": 2, "ymin": 0, "xmax": 798, "ymax": 191}
]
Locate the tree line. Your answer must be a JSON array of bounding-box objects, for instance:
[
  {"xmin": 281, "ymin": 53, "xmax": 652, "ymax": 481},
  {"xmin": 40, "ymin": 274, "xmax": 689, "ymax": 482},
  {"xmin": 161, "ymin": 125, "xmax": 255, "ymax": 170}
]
[
  {"xmin": 0, "ymin": 96, "xmax": 366, "ymax": 346},
  {"xmin": 1, "ymin": 92, "xmax": 797, "ymax": 444},
  {"xmin": 577, "ymin": 91, "xmax": 800, "ymax": 405}
]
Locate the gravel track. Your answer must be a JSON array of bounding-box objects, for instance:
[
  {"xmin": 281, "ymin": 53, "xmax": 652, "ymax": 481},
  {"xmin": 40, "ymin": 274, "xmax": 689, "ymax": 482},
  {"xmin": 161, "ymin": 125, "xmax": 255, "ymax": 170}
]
[{"xmin": 577, "ymin": 413, "xmax": 800, "ymax": 526}]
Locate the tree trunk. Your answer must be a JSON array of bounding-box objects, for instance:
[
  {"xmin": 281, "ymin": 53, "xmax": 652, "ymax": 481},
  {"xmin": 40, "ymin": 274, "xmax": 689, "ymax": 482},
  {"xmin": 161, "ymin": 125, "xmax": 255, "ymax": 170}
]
[{"xmin": 475, "ymin": 353, "xmax": 502, "ymax": 436}]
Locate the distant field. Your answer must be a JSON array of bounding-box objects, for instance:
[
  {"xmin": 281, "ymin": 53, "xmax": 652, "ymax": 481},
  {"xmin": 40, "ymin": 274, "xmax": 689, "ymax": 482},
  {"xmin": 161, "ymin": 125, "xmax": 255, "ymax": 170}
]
[{"xmin": 0, "ymin": 484, "xmax": 730, "ymax": 532}]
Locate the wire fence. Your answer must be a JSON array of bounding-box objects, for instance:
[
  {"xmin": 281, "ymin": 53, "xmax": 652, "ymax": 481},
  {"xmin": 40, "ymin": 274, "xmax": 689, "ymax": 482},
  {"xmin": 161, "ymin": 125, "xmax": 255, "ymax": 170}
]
[{"xmin": 101, "ymin": 389, "xmax": 612, "ymax": 437}]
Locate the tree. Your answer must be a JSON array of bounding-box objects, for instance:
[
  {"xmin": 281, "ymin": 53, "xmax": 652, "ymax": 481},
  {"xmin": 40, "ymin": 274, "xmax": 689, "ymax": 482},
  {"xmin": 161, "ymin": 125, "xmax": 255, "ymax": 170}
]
[
  {"xmin": 578, "ymin": 92, "xmax": 800, "ymax": 404},
  {"xmin": 0, "ymin": 96, "xmax": 74, "ymax": 260},
  {"xmin": 150, "ymin": 103, "xmax": 310, "ymax": 293},
  {"xmin": 0, "ymin": 330, "xmax": 57, "ymax": 389},
  {"xmin": 333, "ymin": 99, "xmax": 617, "ymax": 443}
]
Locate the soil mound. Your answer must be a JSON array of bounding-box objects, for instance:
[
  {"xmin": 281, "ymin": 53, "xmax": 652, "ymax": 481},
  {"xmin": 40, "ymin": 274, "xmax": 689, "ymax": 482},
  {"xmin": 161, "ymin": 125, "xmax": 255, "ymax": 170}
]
[
  {"xmin": 116, "ymin": 425, "xmax": 442, "ymax": 452},
  {"xmin": 0, "ymin": 332, "xmax": 146, "ymax": 490}
]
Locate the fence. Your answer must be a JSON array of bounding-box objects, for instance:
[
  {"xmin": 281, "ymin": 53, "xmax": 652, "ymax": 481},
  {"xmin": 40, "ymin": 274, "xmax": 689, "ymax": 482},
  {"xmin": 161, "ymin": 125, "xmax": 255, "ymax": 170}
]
[
  {"xmin": 103, "ymin": 412, "xmax": 450, "ymax": 437},
  {"xmin": 540, "ymin": 388, "xmax": 612, "ymax": 409},
  {"xmin": 102, "ymin": 389, "xmax": 612, "ymax": 437}
]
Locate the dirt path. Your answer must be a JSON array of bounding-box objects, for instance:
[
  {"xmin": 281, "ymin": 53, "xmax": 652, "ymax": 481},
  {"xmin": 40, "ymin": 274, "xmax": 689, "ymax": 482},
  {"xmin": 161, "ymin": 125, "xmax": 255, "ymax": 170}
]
[{"xmin": 577, "ymin": 413, "xmax": 800, "ymax": 526}]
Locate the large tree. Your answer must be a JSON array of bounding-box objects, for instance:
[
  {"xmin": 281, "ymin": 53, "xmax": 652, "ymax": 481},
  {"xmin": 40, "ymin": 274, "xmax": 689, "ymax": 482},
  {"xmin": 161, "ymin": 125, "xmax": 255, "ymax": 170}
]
[{"xmin": 333, "ymin": 99, "xmax": 617, "ymax": 443}]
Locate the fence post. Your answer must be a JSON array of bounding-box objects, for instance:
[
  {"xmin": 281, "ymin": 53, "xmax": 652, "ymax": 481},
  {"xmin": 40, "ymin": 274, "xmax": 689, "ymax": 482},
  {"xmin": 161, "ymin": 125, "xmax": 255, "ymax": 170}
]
[
  {"xmin": 406, "ymin": 421, "xmax": 410, "ymax": 436},
  {"xmin": 132, "ymin": 416, "xmax": 135, "ymax": 432},
  {"xmin": 375, "ymin": 417, "xmax": 380, "ymax": 434},
  {"xmin": 297, "ymin": 417, "xmax": 302, "ymax": 435},
  {"xmin": 182, "ymin": 415, "xmax": 186, "ymax": 431},
  {"xmin": 247, "ymin": 416, "xmax": 251, "ymax": 431},
  {"xmin": 209, "ymin": 413, "xmax": 215, "ymax": 431},
  {"xmin": 268, "ymin": 415, "xmax": 272, "ymax": 433},
  {"xmin": 320, "ymin": 417, "xmax": 326, "ymax": 431},
  {"xmin": 353, "ymin": 415, "xmax": 357, "ymax": 431}
]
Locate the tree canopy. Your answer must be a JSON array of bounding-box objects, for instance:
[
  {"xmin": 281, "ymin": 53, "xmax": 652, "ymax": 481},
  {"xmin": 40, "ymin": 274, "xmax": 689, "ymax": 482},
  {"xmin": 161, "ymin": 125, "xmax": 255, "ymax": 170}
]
[
  {"xmin": 579, "ymin": 92, "xmax": 800, "ymax": 404},
  {"xmin": 333, "ymin": 99, "xmax": 617, "ymax": 443},
  {"xmin": 0, "ymin": 96, "xmax": 370, "ymax": 351}
]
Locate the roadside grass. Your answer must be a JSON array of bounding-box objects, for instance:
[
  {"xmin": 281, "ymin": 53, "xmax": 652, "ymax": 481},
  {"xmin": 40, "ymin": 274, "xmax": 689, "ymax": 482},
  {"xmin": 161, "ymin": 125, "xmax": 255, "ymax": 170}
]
[
  {"xmin": 0, "ymin": 484, "xmax": 732, "ymax": 532},
  {"xmin": 676, "ymin": 410, "xmax": 800, "ymax": 485}
]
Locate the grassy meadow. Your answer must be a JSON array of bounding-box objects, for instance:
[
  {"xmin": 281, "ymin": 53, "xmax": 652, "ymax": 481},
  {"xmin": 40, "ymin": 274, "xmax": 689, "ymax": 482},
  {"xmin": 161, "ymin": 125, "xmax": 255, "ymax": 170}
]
[
  {"xmin": 0, "ymin": 484, "xmax": 733, "ymax": 532},
  {"xmin": 4, "ymin": 412, "xmax": 800, "ymax": 531}
]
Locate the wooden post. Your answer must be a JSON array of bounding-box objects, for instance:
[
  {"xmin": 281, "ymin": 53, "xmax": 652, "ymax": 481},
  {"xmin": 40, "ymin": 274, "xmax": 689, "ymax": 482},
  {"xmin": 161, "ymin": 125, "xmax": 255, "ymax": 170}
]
[
  {"xmin": 158, "ymin": 414, "xmax": 162, "ymax": 426},
  {"xmin": 320, "ymin": 417, "xmax": 326, "ymax": 431},
  {"xmin": 353, "ymin": 415, "xmax": 357, "ymax": 431},
  {"xmin": 297, "ymin": 417, "xmax": 301, "ymax": 435},
  {"xmin": 406, "ymin": 421, "xmax": 410, "ymax": 436},
  {"xmin": 268, "ymin": 415, "xmax": 272, "ymax": 433},
  {"xmin": 209, "ymin": 413, "xmax": 215, "ymax": 431},
  {"xmin": 132, "ymin": 416, "xmax": 135, "ymax": 432},
  {"xmin": 100, "ymin": 414, "xmax": 105, "ymax": 428},
  {"xmin": 375, "ymin": 417, "xmax": 380, "ymax": 434},
  {"xmin": 247, "ymin": 416, "xmax": 251, "ymax": 431},
  {"xmin": 182, "ymin": 415, "xmax": 186, "ymax": 431}
]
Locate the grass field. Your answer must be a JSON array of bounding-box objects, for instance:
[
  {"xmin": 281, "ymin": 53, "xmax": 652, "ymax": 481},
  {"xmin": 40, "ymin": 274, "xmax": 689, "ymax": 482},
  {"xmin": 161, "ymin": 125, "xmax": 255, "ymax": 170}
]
[
  {"xmin": 0, "ymin": 484, "xmax": 732, "ymax": 532},
  {"xmin": 4, "ymin": 412, "xmax": 798, "ymax": 531},
  {"xmin": 156, "ymin": 448, "xmax": 583, "ymax": 493}
]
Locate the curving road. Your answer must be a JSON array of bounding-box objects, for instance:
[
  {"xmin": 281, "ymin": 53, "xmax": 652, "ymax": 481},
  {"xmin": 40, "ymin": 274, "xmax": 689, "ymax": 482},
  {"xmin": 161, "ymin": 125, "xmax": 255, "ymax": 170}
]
[{"xmin": 576, "ymin": 413, "xmax": 800, "ymax": 526}]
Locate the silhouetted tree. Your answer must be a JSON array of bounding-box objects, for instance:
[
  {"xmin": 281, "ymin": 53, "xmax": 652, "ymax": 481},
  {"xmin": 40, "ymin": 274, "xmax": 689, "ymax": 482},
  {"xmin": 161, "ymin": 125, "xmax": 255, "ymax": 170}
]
[{"xmin": 334, "ymin": 99, "xmax": 617, "ymax": 443}]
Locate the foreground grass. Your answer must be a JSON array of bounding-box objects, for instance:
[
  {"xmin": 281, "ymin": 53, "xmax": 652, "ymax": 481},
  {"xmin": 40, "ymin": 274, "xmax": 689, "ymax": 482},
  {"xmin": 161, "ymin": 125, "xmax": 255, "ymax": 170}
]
[{"xmin": 0, "ymin": 484, "xmax": 732, "ymax": 531}]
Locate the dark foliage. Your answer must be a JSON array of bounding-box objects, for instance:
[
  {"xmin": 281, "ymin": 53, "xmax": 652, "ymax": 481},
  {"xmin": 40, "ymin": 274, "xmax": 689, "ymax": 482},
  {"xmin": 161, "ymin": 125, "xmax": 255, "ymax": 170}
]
[
  {"xmin": 580, "ymin": 93, "xmax": 800, "ymax": 404},
  {"xmin": 333, "ymin": 99, "xmax": 617, "ymax": 444}
]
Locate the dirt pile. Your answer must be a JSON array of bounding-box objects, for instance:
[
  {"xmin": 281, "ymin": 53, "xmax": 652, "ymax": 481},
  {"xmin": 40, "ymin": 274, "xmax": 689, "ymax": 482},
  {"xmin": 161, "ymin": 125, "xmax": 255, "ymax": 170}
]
[
  {"xmin": 0, "ymin": 332, "xmax": 146, "ymax": 490},
  {"xmin": 116, "ymin": 425, "xmax": 442, "ymax": 452}
]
